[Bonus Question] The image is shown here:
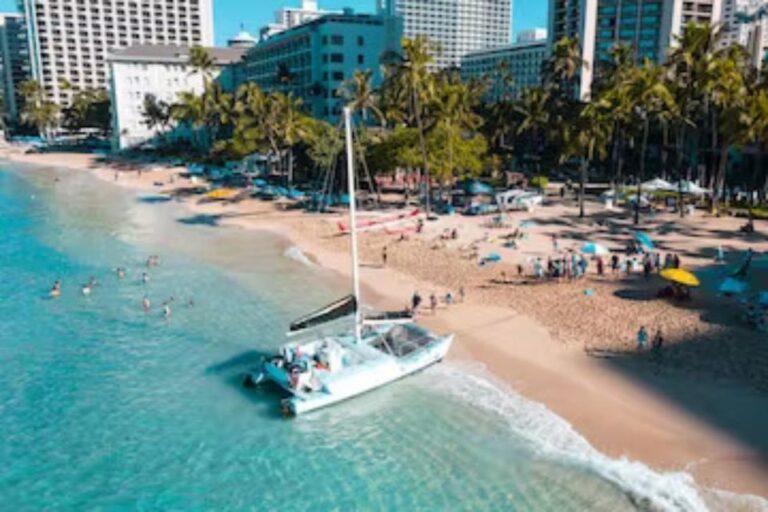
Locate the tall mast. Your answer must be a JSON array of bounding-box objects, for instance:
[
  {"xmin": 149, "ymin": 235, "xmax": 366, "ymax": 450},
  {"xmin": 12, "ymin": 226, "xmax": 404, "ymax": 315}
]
[{"xmin": 343, "ymin": 107, "xmax": 362, "ymax": 343}]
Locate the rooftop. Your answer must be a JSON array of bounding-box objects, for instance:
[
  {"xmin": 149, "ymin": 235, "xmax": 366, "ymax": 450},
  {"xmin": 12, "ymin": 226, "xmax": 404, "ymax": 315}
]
[{"xmin": 108, "ymin": 45, "xmax": 247, "ymax": 65}]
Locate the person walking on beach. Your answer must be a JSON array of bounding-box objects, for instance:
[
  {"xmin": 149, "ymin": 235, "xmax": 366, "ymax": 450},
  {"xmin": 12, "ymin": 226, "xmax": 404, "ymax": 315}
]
[
  {"xmin": 596, "ymin": 257, "xmax": 605, "ymax": 276},
  {"xmin": 445, "ymin": 292, "xmax": 453, "ymax": 305},
  {"xmin": 652, "ymin": 328, "xmax": 664, "ymax": 369},
  {"xmin": 636, "ymin": 326, "xmax": 649, "ymax": 351},
  {"xmin": 411, "ymin": 291, "xmax": 422, "ymax": 314},
  {"xmin": 551, "ymin": 235, "xmax": 559, "ymax": 252},
  {"xmin": 459, "ymin": 286, "xmax": 465, "ymax": 303},
  {"xmin": 429, "ymin": 293, "xmax": 438, "ymax": 315},
  {"xmin": 381, "ymin": 246, "xmax": 388, "ymax": 267}
]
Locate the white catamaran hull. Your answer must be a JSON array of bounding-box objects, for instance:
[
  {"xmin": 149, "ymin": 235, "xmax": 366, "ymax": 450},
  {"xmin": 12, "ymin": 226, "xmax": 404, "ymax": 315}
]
[{"xmin": 255, "ymin": 334, "xmax": 453, "ymax": 415}]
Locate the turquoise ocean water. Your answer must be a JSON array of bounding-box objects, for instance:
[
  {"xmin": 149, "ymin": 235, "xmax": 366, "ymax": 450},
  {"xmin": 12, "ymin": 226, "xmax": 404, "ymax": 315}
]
[{"xmin": 0, "ymin": 162, "xmax": 760, "ymax": 511}]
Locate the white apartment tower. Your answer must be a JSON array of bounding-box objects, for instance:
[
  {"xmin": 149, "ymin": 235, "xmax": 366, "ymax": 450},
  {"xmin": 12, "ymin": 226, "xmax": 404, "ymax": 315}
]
[
  {"xmin": 377, "ymin": 0, "xmax": 512, "ymax": 69},
  {"xmin": 720, "ymin": 0, "xmax": 768, "ymax": 66},
  {"xmin": 19, "ymin": 0, "xmax": 214, "ymax": 105},
  {"xmin": 260, "ymin": 0, "xmax": 337, "ymax": 41}
]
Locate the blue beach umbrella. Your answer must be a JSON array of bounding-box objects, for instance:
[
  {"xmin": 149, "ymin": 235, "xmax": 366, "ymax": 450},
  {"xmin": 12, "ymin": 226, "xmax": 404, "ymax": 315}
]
[
  {"xmin": 581, "ymin": 242, "xmax": 609, "ymax": 256},
  {"xmin": 634, "ymin": 231, "xmax": 655, "ymax": 250}
]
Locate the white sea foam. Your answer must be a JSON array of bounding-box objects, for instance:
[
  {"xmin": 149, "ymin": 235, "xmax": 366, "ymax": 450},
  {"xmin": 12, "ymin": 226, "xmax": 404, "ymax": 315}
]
[
  {"xmin": 284, "ymin": 246, "xmax": 315, "ymax": 267},
  {"xmin": 427, "ymin": 362, "xmax": 768, "ymax": 512}
]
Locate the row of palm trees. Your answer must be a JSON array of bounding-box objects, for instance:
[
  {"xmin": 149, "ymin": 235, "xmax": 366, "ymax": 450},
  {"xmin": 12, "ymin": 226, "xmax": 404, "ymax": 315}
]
[
  {"xmin": 154, "ymin": 27, "xmax": 768, "ymax": 219},
  {"xmin": 500, "ymin": 24, "xmax": 768, "ymax": 221}
]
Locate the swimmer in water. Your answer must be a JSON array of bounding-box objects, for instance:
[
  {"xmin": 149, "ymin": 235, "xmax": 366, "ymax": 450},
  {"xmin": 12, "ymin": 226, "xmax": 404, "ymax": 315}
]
[
  {"xmin": 186, "ymin": 298, "xmax": 194, "ymax": 308},
  {"xmin": 162, "ymin": 302, "xmax": 171, "ymax": 318},
  {"xmin": 115, "ymin": 267, "xmax": 126, "ymax": 279},
  {"xmin": 50, "ymin": 280, "xmax": 61, "ymax": 298},
  {"xmin": 142, "ymin": 296, "xmax": 151, "ymax": 312},
  {"xmin": 81, "ymin": 283, "xmax": 92, "ymax": 296},
  {"xmin": 142, "ymin": 272, "xmax": 149, "ymax": 284},
  {"xmin": 88, "ymin": 276, "xmax": 97, "ymax": 287}
]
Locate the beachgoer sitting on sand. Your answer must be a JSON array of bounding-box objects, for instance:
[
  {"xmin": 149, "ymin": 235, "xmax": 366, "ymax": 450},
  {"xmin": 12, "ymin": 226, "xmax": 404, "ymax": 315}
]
[{"xmin": 637, "ymin": 326, "xmax": 649, "ymax": 351}]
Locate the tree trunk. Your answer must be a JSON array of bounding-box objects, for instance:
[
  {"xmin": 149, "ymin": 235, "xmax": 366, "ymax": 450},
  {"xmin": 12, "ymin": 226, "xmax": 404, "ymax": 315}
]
[
  {"xmin": 288, "ymin": 149, "xmax": 294, "ymax": 190},
  {"xmin": 413, "ymin": 89, "xmax": 431, "ymax": 217},
  {"xmin": 635, "ymin": 118, "xmax": 649, "ymax": 225},
  {"xmin": 579, "ymin": 158, "xmax": 587, "ymax": 218},
  {"xmin": 714, "ymin": 144, "xmax": 728, "ymax": 214}
]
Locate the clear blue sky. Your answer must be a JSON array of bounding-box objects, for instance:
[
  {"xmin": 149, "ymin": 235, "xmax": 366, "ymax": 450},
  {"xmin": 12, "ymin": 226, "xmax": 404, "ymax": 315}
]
[{"xmin": 0, "ymin": 0, "xmax": 548, "ymax": 46}]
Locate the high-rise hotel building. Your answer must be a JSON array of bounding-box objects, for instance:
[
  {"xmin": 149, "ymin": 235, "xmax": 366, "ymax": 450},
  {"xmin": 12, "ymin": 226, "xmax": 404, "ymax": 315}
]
[
  {"xmin": 0, "ymin": 12, "xmax": 32, "ymax": 121},
  {"xmin": 376, "ymin": 0, "xmax": 512, "ymax": 69},
  {"xmin": 549, "ymin": 0, "xmax": 722, "ymax": 99},
  {"xmin": 18, "ymin": 0, "xmax": 214, "ymax": 105},
  {"xmin": 720, "ymin": 0, "xmax": 768, "ymax": 67}
]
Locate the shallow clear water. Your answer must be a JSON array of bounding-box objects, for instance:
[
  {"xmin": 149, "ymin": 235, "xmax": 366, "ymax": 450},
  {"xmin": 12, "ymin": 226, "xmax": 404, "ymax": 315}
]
[{"xmin": 0, "ymin": 162, "xmax": 745, "ymax": 511}]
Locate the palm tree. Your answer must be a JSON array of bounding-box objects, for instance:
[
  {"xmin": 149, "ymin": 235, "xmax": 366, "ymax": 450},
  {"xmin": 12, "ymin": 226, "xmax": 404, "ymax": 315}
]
[
  {"xmin": 514, "ymin": 86, "xmax": 551, "ymax": 175},
  {"xmin": 141, "ymin": 93, "xmax": 172, "ymax": 142},
  {"xmin": 706, "ymin": 50, "xmax": 750, "ymax": 208},
  {"xmin": 624, "ymin": 60, "xmax": 677, "ymax": 224},
  {"xmin": 545, "ymin": 36, "xmax": 588, "ymax": 97},
  {"xmin": 19, "ymin": 80, "xmax": 59, "ymax": 142},
  {"xmin": 561, "ymin": 100, "xmax": 613, "ymax": 218},
  {"xmin": 171, "ymin": 91, "xmax": 207, "ymax": 149},
  {"xmin": 341, "ymin": 69, "xmax": 386, "ymax": 202},
  {"xmin": 426, "ymin": 75, "xmax": 483, "ymax": 194},
  {"xmin": 188, "ymin": 46, "xmax": 215, "ymax": 84},
  {"xmin": 384, "ymin": 36, "xmax": 436, "ymax": 214}
]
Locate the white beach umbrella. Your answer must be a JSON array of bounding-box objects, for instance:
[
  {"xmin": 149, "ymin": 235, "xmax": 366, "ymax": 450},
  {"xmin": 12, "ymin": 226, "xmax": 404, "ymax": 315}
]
[
  {"xmin": 641, "ymin": 178, "xmax": 675, "ymax": 191},
  {"xmin": 671, "ymin": 180, "xmax": 710, "ymax": 195}
]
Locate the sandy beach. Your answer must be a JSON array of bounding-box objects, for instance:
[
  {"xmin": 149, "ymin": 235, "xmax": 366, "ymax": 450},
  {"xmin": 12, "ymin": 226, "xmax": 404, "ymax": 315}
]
[{"xmin": 3, "ymin": 148, "xmax": 768, "ymax": 501}]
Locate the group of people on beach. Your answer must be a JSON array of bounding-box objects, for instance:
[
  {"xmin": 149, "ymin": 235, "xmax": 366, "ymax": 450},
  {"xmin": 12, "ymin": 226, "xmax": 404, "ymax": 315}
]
[
  {"xmin": 410, "ymin": 287, "xmax": 465, "ymax": 316},
  {"xmin": 522, "ymin": 236, "xmax": 683, "ymax": 284},
  {"xmin": 48, "ymin": 254, "xmax": 189, "ymax": 319}
]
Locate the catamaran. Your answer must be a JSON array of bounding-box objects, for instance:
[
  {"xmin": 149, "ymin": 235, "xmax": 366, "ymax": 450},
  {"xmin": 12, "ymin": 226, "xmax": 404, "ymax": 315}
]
[{"xmin": 245, "ymin": 107, "xmax": 453, "ymax": 416}]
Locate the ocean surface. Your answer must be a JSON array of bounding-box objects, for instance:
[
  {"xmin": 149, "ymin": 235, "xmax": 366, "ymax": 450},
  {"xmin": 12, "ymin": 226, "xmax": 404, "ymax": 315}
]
[{"xmin": 0, "ymin": 161, "xmax": 760, "ymax": 511}]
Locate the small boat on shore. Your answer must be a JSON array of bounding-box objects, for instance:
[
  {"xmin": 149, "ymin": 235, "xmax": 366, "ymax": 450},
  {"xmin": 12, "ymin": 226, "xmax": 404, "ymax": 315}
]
[{"xmin": 245, "ymin": 107, "xmax": 453, "ymax": 416}]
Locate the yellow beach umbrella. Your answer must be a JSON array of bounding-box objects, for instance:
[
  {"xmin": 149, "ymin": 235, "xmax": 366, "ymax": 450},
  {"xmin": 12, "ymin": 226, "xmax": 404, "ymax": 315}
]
[
  {"xmin": 660, "ymin": 268, "xmax": 700, "ymax": 287},
  {"xmin": 206, "ymin": 188, "xmax": 237, "ymax": 200}
]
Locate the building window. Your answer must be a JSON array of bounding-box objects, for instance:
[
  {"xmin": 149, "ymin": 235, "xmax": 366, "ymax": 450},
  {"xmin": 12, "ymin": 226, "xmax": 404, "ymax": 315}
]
[
  {"xmin": 357, "ymin": 36, "xmax": 364, "ymax": 46},
  {"xmin": 332, "ymin": 71, "xmax": 343, "ymax": 81},
  {"xmin": 330, "ymin": 53, "xmax": 343, "ymax": 63},
  {"xmin": 331, "ymin": 35, "xmax": 343, "ymax": 45},
  {"xmin": 357, "ymin": 54, "xmax": 364, "ymax": 65}
]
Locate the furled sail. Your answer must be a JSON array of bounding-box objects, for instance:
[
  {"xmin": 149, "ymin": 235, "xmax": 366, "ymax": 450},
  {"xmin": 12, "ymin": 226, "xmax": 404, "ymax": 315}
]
[{"xmin": 289, "ymin": 295, "xmax": 357, "ymax": 334}]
